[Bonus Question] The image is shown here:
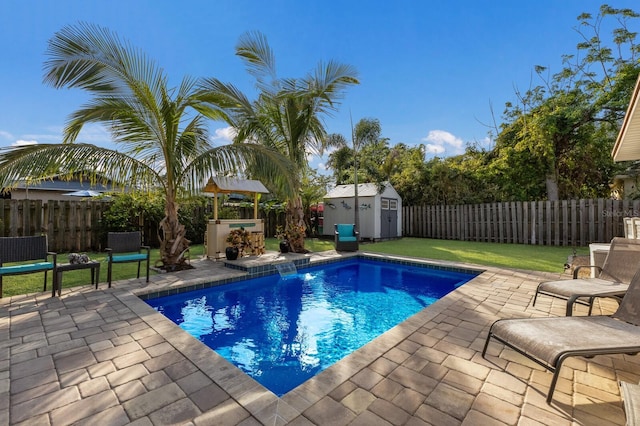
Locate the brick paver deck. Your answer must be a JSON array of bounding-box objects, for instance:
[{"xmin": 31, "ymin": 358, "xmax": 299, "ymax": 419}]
[{"xmin": 1, "ymin": 251, "xmax": 637, "ymax": 425}]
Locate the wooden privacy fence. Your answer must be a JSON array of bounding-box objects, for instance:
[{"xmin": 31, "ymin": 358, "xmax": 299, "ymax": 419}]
[
  {"xmin": 0, "ymin": 200, "xmax": 286, "ymax": 253},
  {"xmin": 0, "ymin": 199, "xmax": 110, "ymax": 252},
  {"xmin": 403, "ymin": 199, "xmax": 640, "ymax": 246}
]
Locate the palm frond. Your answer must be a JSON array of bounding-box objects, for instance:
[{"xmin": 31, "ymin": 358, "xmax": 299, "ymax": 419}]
[
  {"xmin": 44, "ymin": 22, "xmax": 166, "ymax": 98},
  {"xmin": 236, "ymin": 31, "xmax": 277, "ymax": 93},
  {"xmin": 65, "ymin": 97, "xmax": 156, "ymax": 145},
  {"xmin": 0, "ymin": 144, "xmax": 160, "ymax": 191},
  {"xmin": 195, "ymin": 78, "xmax": 253, "ymax": 121},
  {"xmin": 44, "ymin": 23, "xmax": 170, "ymax": 146},
  {"xmin": 181, "ymin": 143, "xmax": 296, "ymax": 198}
]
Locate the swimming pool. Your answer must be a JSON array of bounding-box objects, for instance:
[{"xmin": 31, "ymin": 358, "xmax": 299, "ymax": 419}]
[{"xmin": 145, "ymin": 257, "xmax": 477, "ymax": 396}]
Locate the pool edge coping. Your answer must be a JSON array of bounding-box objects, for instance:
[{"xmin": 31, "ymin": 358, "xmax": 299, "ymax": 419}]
[{"xmin": 121, "ymin": 252, "xmax": 489, "ymax": 423}]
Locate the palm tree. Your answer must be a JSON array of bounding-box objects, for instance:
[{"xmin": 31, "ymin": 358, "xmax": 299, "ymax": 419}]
[
  {"xmin": 326, "ymin": 145, "xmax": 354, "ymax": 184},
  {"xmin": 196, "ymin": 31, "xmax": 359, "ymax": 252},
  {"xmin": 327, "ymin": 118, "xmax": 381, "ymax": 234},
  {"xmin": 0, "ymin": 23, "xmax": 294, "ymax": 269}
]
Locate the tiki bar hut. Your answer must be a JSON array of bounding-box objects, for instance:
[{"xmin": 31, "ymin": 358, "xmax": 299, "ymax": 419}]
[{"xmin": 203, "ymin": 177, "xmax": 269, "ymax": 259}]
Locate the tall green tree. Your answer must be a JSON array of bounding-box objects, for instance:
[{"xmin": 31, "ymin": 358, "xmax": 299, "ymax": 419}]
[
  {"xmin": 326, "ymin": 146, "xmax": 354, "ymax": 185},
  {"xmin": 0, "ymin": 23, "xmax": 294, "ymax": 268},
  {"xmin": 384, "ymin": 143, "xmax": 428, "ymax": 205},
  {"xmin": 197, "ymin": 31, "xmax": 359, "ymax": 252},
  {"xmin": 494, "ymin": 5, "xmax": 639, "ymax": 200}
]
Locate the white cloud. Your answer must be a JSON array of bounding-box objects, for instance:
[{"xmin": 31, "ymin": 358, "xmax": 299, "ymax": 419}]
[
  {"xmin": 13, "ymin": 140, "xmax": 38, "ymax": 146},
  {"xmin": 424, "ymin": 144, "xmax": 446, "ymax": 154},
  {"xmin": 211, "ymin": 126, "xmax": 236, "ymax": 145},
  {"xmin": 421, "ymin": 130, "xmax": 465, "ymax": 156}
]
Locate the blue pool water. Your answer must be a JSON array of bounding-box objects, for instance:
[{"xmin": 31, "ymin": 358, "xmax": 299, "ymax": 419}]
[{"xmin": 146, "ymin": 258, "xmax": 476, "ymax": 396}]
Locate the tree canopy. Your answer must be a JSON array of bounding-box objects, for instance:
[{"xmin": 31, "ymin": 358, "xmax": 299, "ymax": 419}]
[{"xmin": 344, "ymin": 4, "xmax": 640, "ymax": 205}]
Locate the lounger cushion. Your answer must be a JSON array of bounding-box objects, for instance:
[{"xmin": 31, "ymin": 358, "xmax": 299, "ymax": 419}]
[
  {"xmin": 0, "ymin": 262, "xmax": 54, "ymax": 275},
  {"xmin": 111, "ymin": 254, "xmax": 148, "ymax": 263},
  {"xmin": 490, "ymin": 316, "xmax": 640, "ymax": 366},
  {"xmin": 538, "ymin": 278, "xmax": 628, "ymax": 298},
  {"xmin": 339, "ymin": 236, "xmax": 357, "ymax": 242}
]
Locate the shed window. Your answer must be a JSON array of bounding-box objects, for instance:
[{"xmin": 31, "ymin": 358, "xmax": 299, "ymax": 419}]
[
  {"xmin": 389, "ymin": 199, "xmax": 398, "ymax": 210},
  {"xmin": 381, "ymin": 199, "xmax": 389, "ymax": 209}
]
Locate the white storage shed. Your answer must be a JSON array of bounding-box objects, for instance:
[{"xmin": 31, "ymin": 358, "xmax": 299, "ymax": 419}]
[{"xmin": 322, "ymin": 182, "xmax": 402, "ymax": 241}]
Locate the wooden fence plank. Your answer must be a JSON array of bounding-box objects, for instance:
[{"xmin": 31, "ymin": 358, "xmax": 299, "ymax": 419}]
[
  {"xmin": 531, "ymin": 202, "xmax": 537, "ymax": 244},
  {"xmin": 553, "ymin": 200, "xmax": 559, "ymax": 246},
  {"xmin": 579, "ymin": 199, "xmax": 586, "ymax": 246},
  {"xmin": 538, "ymin": 201, "xmax": 544, "ymax": 245},
  {"xmin": 497, "ymin": 203, "xmax": 504, "ymax": 243},
  {"xmin": 522, "ymin": 202, "xmax": 531, "ymax": 244},
  {"xmin": 588, "ymin": 199, "xmax": 596, "ymax": 244},
  {"xmin": 561, "ymin": 200, "xmax": 571, "ymax": 246},
  {"xmin": 598, "ymin": 198, "xmax": 605, "ymax": 242},
  {"xmin": 605, "ymin": 199, "xmax": 613, "ymax": 242}
]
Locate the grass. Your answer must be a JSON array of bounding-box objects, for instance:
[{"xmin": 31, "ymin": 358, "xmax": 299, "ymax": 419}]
[
  {"xmin": 1, "ymin": 237, "xmax": 586, "ymax": 298},
  {"xmin": 360, "ymin": 237, "xmax": 588, "ymax": 272}
]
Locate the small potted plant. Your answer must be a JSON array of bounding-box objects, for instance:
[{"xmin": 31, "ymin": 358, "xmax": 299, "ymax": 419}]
[
  {"xmin": 225, "ymin": 227, "xmax": 251, "ymax": 260},
  {"xmin": 275, "ymin": 225, "xmax": 290, "ymax": 253}
]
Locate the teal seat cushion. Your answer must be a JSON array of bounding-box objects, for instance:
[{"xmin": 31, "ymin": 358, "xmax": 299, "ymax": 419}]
[
  {"xmin": 112, "ymin": 254, "xmax": 148, "ymax": 263},
  {"xmin": 337, "ymin": 224, "xmax": 355, "ymax": 236},
  {"xmin": 0, "ymin": 262, "xmax": 54, "ymax": 275},
  {"xmin": 339, "ymin": 236, "xmax": 357, "ymax": 242}
]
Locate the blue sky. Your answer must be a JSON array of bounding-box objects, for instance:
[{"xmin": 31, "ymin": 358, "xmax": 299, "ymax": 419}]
[{"xmin": 1, "ymin": 1, "xmax": 639, "ymax": 173}]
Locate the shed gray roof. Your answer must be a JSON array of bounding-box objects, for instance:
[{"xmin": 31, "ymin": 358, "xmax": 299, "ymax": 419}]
[{"xmin": 324, "ymin": 182, "xmax": 384, "ymax": 198}]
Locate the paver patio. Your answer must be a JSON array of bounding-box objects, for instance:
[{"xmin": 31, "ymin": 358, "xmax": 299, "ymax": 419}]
[{"xmin": 0, "ymin": 250, "xmax": 637, "ymax": 425}]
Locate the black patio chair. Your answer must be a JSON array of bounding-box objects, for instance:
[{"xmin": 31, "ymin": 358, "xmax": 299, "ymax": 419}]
[{"xmin": 106, "ymin": 231, "xmax": 150, "ymax": 287}]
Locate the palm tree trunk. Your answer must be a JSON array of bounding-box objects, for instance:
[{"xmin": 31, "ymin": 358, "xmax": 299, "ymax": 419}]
[
  {"xmin": 285, "ymin": 196, "xmax": 306, "ymax": 253},
  {"xmin": 159, "ymin": 199, "xmax": 190, "ymax": 270}
]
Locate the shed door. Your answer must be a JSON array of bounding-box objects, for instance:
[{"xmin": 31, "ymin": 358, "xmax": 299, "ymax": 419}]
[{"xmin": 380, "ymin": 198, "xmax": 398, "ymax": 239}]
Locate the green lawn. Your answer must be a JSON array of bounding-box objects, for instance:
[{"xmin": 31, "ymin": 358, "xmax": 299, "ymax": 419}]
[
  {"xmin": 1, "ymin": 237, "xmax": 586, "ymax": 298},
  {"xmin": 360, "ymin": 237, "xmax": 587, "ymax": 272}
]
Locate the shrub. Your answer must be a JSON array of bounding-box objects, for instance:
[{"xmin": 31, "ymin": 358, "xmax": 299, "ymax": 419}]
[{"xmin": 100, "ymin": 192, "xmax": 164, "ymax": 246}]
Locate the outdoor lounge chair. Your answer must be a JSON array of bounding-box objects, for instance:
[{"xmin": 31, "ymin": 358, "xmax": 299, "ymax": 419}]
[
  {"xmin": 532, "ymin": 237, "xmax": 640, "ymax": 316},
  {"xmin": 483, "ymin": 266, "xmax": 640, "ymax": 404},
  {"xmin": 106, "ymin": 231, "xmax": 150, "ymax": 287},
  {"xmin": 335, "ymin": 224, "xmax": 359, "ymax": 251},
  {"xmin": 620, "ymin": 380, "xmax": 640, "ymax": 425}
]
